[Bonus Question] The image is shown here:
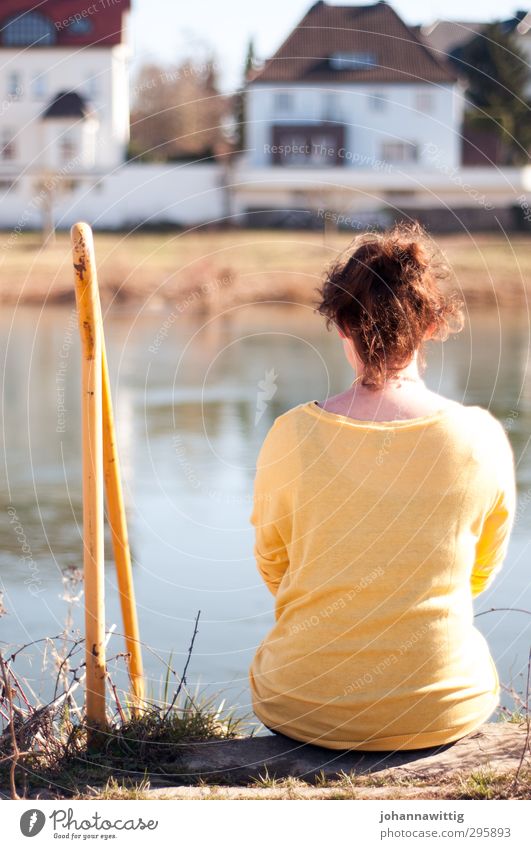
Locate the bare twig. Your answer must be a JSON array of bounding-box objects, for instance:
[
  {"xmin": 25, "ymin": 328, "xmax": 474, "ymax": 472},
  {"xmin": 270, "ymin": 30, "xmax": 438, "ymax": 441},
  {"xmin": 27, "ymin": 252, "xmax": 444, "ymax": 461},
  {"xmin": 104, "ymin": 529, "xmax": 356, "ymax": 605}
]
[
  {"xmin": 7, "ymin": 633, "xmax": 73, "ymax": 662},
  {"xmin": 164, "ymin": 610, "xmax": 201, "ymax": 719},
  {"xmin": 6, "ymin": 664, "xmax": 34, "ymax": 714},
  {"xmin": 52, "ymin": 638, "xmax": 85, "ymax": 701},
  {"xmin": 109, "ymin": 677, "xmax": 127, "ymax": 725},
  {"xmin": 475, "ymin": 607, "xmax": 531, "ymax": 619},
  {"xmin": 512, "ymin": 646, "xmax": 531, "ymax": 788},
  {"xmin": 0, "ymin": 652, "xmax": 20, "ymax": 799}
]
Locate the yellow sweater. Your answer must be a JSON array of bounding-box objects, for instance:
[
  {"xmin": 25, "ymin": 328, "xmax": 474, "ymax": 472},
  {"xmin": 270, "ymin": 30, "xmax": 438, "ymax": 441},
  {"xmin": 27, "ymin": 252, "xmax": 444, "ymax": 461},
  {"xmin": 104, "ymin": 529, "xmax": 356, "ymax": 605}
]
[{"xmin": 249, "ymin": 400, "xmax": 516, "ymax": 751}]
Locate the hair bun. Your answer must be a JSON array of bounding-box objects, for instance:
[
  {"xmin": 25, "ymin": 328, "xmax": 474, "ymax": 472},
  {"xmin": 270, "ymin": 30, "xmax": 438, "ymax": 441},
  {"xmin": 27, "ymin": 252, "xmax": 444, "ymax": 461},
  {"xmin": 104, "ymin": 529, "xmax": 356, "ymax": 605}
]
[
  {"xmin": 316, "ymin": 221, "xmax": 464, "ymax": 390},
  {"xmin": 392, "ymin": 241, "xmax": 427, "ymax": 271}
]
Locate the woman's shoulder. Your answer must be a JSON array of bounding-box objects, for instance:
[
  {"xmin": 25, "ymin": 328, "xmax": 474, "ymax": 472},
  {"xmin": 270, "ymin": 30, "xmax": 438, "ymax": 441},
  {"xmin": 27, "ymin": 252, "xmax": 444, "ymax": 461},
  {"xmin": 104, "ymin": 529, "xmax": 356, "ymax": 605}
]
[
  {"xmin": 442, "ymin": 401, "xmax": 514, "ymax": 465},
  {"xmin": 254, "ymin": 404, "xmax": 312, "ymax": 478},
  {"xmin": 264, "ymin": 402, "xmax": 312, "ymax": 429},
  {"xmin": 258, "ymin": 402, "xmax": 315, "ymax": 449},
  {"xmin": 267, "ymin": 399, "xmax": 511, "ymax": 444},
  {"xmin": 446, "ymin": 401, "xmax": 510, "ymax": 434}
]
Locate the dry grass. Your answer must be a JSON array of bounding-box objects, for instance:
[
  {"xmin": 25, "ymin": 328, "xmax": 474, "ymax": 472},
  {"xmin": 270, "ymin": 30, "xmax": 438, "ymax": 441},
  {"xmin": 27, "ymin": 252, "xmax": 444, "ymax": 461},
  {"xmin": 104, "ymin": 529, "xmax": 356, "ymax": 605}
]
[
  {"xmin": 71, "ymin": 766, "xmax": 531, "ymax": 801},
  {"xmin": 0, "ymin": 625, "xmax": 247, "ymax": 800},
  {"xmin": 1, "ymin": 229, "xmax": 530, "ymax": 308}
]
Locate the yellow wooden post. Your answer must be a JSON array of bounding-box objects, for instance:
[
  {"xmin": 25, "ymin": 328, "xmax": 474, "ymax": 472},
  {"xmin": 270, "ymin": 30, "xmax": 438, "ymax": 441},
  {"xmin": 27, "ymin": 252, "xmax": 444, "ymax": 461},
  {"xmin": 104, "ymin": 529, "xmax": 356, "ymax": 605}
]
[
  {"xmin": 72, "ymin": 221, "xmax": 144, "ymax": 710},
  {"xmin": 71, "ymin": 222, "xmax": 106, "ymax": 740},
  {"xmin": 101, "ymin": 332, "xmax": 145, "ymax": 707}
]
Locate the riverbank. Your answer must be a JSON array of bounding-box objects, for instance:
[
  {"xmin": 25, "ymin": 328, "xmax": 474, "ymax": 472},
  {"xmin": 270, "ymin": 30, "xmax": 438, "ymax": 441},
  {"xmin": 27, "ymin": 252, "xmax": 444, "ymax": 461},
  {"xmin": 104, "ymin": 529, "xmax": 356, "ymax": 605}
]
[
  {"xmin": 4, "ymin": 721, "xmax": 530, "ymax": 801},
  {"xmin": 1, "ymin": 231, "xmax": 530, "ymax": 309}
]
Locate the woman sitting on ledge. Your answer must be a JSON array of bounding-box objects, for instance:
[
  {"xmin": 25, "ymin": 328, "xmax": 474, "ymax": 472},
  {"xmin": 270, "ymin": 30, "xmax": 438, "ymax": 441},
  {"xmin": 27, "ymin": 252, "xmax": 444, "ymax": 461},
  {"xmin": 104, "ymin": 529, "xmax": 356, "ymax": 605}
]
[{"xmin": 249, "ymin": 223, "xmax": 516, "ymax": 752}]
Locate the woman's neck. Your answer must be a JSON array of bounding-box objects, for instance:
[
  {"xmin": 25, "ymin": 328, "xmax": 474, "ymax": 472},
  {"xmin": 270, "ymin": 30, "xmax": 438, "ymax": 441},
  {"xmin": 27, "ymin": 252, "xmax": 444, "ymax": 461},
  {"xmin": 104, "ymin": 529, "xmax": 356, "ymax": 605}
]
[{"xmin": 319, "ymin": 364, "xmax": 450, "ymax": 422}]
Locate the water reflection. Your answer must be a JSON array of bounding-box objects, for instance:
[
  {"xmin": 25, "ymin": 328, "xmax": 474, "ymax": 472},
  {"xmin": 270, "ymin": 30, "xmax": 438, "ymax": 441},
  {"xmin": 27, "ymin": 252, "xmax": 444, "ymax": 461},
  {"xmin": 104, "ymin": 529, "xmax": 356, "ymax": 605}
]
[{"xmin": 0, "ymin": 304, "xmax": 530, "ymax": 713}]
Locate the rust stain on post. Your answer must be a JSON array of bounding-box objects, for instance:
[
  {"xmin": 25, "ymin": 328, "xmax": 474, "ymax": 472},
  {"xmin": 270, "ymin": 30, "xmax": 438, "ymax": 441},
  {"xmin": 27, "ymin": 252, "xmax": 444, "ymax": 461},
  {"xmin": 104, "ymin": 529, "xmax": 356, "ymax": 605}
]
[{"xmin": 81, "ymin": 319, "xmax": 95, "ymax": 359}]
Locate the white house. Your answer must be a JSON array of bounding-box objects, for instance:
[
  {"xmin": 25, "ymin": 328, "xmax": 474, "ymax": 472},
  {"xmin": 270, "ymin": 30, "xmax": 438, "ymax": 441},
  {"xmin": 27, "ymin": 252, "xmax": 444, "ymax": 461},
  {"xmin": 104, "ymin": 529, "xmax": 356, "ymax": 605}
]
[
  {"xmin": 0, "ymin": 0, "xmax": 133, "ymax": 231},
  {"xmin": 0, "ymin": 0, "xmax": 131, "ymax": 175},
  {"xmin": 234, "ymin": 1, "xmax": 530, "ymax": 229},
  {"xmin": 245, "ymin": 1, "xmax": 464, "ymax": 172},
  {"xmin": 0, "ymin": 0, "xmax": 528, "ymax": 233}
]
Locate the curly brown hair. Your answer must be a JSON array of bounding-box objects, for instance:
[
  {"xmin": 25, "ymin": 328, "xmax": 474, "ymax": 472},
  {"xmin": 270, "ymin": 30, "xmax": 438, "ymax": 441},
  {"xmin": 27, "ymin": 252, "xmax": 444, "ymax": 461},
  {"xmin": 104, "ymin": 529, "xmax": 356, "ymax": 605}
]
[{"xmin": 315, "ymin": 222, "xmax": 464, "ymax": 390}]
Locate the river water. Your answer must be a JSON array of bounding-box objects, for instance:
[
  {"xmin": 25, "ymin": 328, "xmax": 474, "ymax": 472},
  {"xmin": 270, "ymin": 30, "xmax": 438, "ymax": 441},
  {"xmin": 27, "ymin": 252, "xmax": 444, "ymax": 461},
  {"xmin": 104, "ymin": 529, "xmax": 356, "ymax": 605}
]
[{"xmin": 0, "ymin": 303, "xmax": 530, "ymax": 722}]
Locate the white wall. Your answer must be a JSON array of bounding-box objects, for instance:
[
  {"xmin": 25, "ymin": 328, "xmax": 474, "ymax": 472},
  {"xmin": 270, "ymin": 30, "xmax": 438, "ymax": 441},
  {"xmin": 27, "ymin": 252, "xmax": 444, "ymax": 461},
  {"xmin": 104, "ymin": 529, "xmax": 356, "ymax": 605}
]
[
  {"xmin": 0, "ymin": 161, "xmax": 527, "ymax": 234},
  {"xmin": 231, "ymin": 165, "xmax": 530, "ymax": 215},
  {"xmin": 0, "ymin": 46, "xmax": 129, "ymax": 173},
  {"xmin": 0, "ymin": 163, "xmax": 226, "ymax": 231},
  {"xmin": 246, "ymin": 82, "xmax": 463, "ymax": 170}
]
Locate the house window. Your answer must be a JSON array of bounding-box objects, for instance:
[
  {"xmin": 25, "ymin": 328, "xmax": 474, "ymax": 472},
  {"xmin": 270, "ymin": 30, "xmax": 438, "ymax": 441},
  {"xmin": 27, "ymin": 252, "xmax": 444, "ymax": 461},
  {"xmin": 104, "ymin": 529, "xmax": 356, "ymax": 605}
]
[
  {"xmin": 330, "ymin": 52, "xmax": 377, "ymax": 71},
  {"xmin": 276, "ymin": 130, "xmax": 308, "ymax": 165},
  {"xmin": 368, "ymin": 93, "xmax": 387, "ymax": 112},
  {"xmin": 415, "ymin": 91, "xmax": 434, "ymax": 113},
  {"xmin": 59, "ymin": 134, "xmax": 77, "ymax": 164},
  {"xmin": 381, "ymin": 141, "xmax": 418, "ymax": 163},
  {"xmin": 7, "ymin": 71, "xmax": 22, "ymax": 99},
  {"xmin": 2, "ymin": 12, "xmax": 56, "ymax": 46},
  {"xmin": 31, "ymin": 72, "xmax": 47, "ymax": 101},
  {"xmin": 1, "ymin": 128, "xmax": 17, "ymax": 161},
  {"xmin": 86, "ymin": 74, "xmax": 100, "ymax": 102},
  {"xmin": 271, "ymin": 125, "xmax": 345, "ymax": 167},
  {"xmin": 322, "ymin": 92, "xmax": 340, "ymax": 121},
  {"xmin": 309, "ymin": 132, "xmax": 341, "ymax": 166},
  {"xmin": 0, "ymin": 179, "xmax": 16, "ymax": 193},
  {"xmin": 274, "ymin": 92, "xmax": 293, "ymax": 114}
]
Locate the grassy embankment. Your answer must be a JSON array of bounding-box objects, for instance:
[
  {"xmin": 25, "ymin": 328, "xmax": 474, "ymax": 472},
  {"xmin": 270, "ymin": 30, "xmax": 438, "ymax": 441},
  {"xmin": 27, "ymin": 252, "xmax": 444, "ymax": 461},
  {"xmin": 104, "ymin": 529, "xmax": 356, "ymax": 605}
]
[
  {"xmin": 1, "ymin": 230, "xmax": 530, "ymax": 308},
  {"xmin": 92, "ymin": 761, "xmax": 531, "ymax": 801},
  {"xmin": 1, "ymin": 638, "xmax": 529, "ymax": 801}
]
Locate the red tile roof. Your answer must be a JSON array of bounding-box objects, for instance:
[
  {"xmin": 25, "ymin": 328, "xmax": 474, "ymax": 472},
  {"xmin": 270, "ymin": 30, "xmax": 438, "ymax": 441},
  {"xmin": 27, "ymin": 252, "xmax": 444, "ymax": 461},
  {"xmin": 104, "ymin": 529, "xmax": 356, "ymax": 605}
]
[
  {"xmin": 250, "ymin": 1, "xmax": 457, "ymax": 84},
  {"xmin": 0, "ymin": 0, "xmax": 131, "ymax": 48}
]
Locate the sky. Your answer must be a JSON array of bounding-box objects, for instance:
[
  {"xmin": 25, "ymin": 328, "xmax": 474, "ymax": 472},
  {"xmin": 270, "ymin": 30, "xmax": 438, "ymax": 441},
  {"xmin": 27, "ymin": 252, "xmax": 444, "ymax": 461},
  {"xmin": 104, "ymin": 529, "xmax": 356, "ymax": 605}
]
[{"xmin": 129, "ymin": 0, "xmax": 530, "ymax": 92}]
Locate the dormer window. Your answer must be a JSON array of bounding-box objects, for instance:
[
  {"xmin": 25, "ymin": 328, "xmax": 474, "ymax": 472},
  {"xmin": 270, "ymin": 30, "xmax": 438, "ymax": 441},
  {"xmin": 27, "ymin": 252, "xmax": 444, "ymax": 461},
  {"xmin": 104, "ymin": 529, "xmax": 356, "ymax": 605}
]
[
  {"xmin": 67, "ymin": 19, "xmax": 94, "ymax": 36},
  {"xmin": 329, "ymin": 52, "xmax": 377, "ymax": 71},
  {"xmin": 2, "ymin": 12, "xmax": 56, "ymax": 47}
]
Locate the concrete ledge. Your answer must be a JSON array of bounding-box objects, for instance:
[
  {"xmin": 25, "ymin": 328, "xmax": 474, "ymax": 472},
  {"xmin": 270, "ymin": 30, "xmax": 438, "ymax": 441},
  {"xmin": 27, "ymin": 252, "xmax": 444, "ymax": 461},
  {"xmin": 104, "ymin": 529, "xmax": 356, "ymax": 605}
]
[
  {"xmin": 4, "ymin": 721, "xmax": 529, "ymax": 800},
  {"xmin": 170, "ymin": 722, "xmax": 529, "ymax": 785}
]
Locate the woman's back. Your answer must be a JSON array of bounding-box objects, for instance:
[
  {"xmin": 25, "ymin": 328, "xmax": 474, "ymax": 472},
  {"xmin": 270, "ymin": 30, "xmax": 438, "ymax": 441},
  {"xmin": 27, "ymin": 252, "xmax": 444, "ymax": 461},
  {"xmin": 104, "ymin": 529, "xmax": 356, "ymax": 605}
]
[
  {"xmin": 249, "ymin": 223, "xmax": 516, "ymax": 750},
  {"xmin": 249, "ymin": 400, "xmax": 516, "ymax": 750}
]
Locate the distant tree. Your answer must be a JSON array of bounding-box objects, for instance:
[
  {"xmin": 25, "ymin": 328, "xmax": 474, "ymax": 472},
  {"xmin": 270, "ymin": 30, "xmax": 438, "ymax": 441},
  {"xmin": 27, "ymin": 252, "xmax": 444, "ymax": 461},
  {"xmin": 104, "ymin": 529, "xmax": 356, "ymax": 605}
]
[
  {"xmin": 244, "ymin": 38, "xmax": 257, "ymax": 78},
  {"xmin": 129, "ymin": 59, "xmax": 229, "ymax": 161},
  {"xmin": 457, "ymin": 23, "xmax": 530, "ymax": 164},
  {"xmin": 233, "ymin": 38, "xmax": 258, "ymax": 152}
]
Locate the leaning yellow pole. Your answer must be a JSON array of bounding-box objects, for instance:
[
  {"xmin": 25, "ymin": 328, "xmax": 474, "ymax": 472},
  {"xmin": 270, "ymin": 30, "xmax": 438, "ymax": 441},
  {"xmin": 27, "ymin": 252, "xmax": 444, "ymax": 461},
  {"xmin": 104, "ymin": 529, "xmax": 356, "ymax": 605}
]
[
  {"xmin": 101, "ymin": 332, "xmax": 144, "ymax": 706},
  {"xmin": 72, "ymin": 222, "xmax": 106, "ymax": 739},
  {"xmin": 72, "ymin": 222, "xmax": 144, "ymax": 710}
]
